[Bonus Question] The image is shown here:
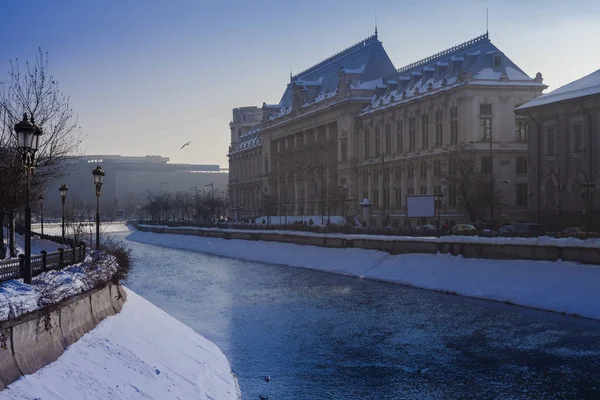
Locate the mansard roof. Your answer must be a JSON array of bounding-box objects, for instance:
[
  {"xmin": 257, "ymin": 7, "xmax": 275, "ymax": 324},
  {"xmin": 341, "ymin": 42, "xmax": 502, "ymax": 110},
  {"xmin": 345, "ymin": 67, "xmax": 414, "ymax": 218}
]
[
  {"xmin": 230, "ymin": 127, "xmax": 262, "ymax": 155},
  {"xmin": 517, "ymin": 68, "xmax": 600, "ymax": 110},
  {"xmin": 277, "ymin": 33, "xmax": 397, "ymax": 109},
  {"xmin": 361, "ymin": 33, "xmax": 546, "ymax": 115}
]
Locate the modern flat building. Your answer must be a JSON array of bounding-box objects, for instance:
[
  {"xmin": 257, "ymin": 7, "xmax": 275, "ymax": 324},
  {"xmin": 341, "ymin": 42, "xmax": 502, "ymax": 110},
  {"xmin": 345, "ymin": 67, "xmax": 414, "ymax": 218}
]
[
  {"xmin": 44, "ymin": 155, "xmax": 228, "ymax": 219},
  {"xmin": 228, "ymin": 30, "xmax": 546, "ymax": 226},
  {"xmin": 516, "ymin": 69, "xmax": 600, "ymax": 231}
]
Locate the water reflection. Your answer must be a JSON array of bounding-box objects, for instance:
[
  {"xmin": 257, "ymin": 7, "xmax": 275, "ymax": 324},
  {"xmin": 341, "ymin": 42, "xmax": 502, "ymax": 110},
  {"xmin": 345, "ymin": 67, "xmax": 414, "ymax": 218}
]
[{"xmin": 119, "ymin": 233, "xmax": 600, "ymax": 400}]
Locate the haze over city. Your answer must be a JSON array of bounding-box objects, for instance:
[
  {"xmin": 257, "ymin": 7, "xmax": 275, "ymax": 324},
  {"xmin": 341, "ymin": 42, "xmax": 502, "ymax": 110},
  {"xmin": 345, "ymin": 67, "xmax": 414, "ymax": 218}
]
[{"xmin": 1, "ymin": 0, "xmax": 598, "ymax": 166}]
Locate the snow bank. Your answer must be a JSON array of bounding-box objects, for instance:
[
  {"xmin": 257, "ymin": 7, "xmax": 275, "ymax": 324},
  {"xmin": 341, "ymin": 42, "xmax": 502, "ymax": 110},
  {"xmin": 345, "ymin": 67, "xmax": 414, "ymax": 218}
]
[
  {"xmin": 0, "ymin": 288, "xmax": 240, "ymax": 400},
  {"xmin": 128, "ymin": 231, "xmax": 600, "ymax": 320},
  {"xmin": 31, "ymin": 222, "xmax": 131, "ymax": 237},
  {"xmin": 138, "ymin": 224, "xmax": 600, "ymax": 248},
  {"xmin": 251, "ymin": 215, "xmax": 346, "ymax": 225},
  {"xmin": 3, "ymin": 228, "xmax": 63, "ymax": 259},
  {"xmin": 0, "ymin": 251, "xmax": 118, "ymax": 322}
]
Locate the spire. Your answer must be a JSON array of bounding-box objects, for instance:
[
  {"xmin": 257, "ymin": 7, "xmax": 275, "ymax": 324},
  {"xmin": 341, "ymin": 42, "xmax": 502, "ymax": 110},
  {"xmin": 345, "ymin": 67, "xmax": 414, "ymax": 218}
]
[
  {"xmin": 375, "ymin": 13, "xmax": 378, "ymax": 37},
  {"xmin": 486, "ymin": 8, "xmax": 489, "ymax": 36},
  {"xmin": 289, "ymin": 63, "xmax": 293, "ymax": 82}
]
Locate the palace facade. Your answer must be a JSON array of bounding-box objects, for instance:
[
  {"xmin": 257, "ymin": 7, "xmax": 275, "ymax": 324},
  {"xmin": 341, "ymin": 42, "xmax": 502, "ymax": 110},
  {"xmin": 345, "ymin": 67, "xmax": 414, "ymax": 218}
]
[{"xmin": 228, "ymin": 31, "xmax": 546, "ymax": 226}]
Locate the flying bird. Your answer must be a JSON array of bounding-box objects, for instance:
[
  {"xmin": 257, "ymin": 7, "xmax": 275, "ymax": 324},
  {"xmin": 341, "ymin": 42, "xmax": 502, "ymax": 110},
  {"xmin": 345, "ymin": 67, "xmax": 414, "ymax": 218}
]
[
  {"xmin": 161, "ymin": 182, "xmax": 168, "ymax": 186},
  {"xmin": 180, "ymin": 141, "xmax": 192, "ymax": 150}
]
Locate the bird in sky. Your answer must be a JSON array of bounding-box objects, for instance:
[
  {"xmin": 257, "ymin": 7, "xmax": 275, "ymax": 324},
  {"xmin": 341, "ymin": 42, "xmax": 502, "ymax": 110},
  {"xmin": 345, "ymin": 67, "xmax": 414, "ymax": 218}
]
[
  {"xmin": 161, "ymin": 181, "xmax": 168, "ymax": 186},
  {"xmin": 180, "ymin": 141, "xmax": 192, "ymax": 150}
]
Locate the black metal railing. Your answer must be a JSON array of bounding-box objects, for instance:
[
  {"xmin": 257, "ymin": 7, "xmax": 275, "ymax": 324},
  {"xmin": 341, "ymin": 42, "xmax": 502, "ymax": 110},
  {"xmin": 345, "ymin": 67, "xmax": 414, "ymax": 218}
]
[{"xmin": 0, "ymin": 230, "xmax": 87, "ymax": 283}]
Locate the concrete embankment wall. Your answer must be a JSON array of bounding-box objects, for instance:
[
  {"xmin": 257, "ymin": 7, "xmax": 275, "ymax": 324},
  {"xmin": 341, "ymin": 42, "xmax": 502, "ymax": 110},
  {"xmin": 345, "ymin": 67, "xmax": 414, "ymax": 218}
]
[
  {"xmin": 0, "ymin": 284, "xmax": 126, "ymax": 390},
  {"xmin": 137, "ymin": 226, "xmax": 600, "ymax": 265}
]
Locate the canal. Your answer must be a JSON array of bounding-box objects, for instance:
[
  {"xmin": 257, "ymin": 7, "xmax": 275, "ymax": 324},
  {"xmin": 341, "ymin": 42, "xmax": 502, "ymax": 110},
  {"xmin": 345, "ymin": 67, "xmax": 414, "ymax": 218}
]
[{"xmin": 119, "ymin": 233, "xmax": 600, "ymax": 400}]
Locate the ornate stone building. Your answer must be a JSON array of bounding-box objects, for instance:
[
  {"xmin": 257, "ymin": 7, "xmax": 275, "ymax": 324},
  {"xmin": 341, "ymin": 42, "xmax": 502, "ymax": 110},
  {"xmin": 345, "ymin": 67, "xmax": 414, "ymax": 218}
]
[
  {"xmin": 516, "ymin": 69, "xmax": 600, "ymax": 230},
  {"xmin": 228, "ymin": 31, "xmax": 546, "ymax": 225}
]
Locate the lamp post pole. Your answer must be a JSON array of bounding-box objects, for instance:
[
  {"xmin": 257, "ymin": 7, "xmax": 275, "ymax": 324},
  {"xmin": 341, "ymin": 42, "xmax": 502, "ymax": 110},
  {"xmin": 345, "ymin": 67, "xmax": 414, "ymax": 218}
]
[
  {"xmin": 92, "ymin": 166, "xmax": 105, "ymax": 250},
  {"xmin": 434, "ymin": 193, "xmax": 444, "ymax": 232},
  {"xmin": 39, "ymin": 195, "xmax": 44, "ymax": 236},
  {"xmin": 59, "ymin": 184, "xmax": 68, "ymax": 239},
  {"xmin": 14, "ymin": 113, "xmax": 43, "ymax": 284}
]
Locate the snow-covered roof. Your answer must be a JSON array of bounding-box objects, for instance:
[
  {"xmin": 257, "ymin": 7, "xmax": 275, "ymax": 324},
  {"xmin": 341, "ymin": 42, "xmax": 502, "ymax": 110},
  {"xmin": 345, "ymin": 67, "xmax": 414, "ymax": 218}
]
[
  {"xmin": 517, "ymin": 69, "xmax": 600, "ymax": 110},
  {"xmin": 361, "ymin": 33, "xmax": 546, "ymax": 116},
  {"xmin": 230, "ymin": 128, "xmax": 263, "ymax": 154}
]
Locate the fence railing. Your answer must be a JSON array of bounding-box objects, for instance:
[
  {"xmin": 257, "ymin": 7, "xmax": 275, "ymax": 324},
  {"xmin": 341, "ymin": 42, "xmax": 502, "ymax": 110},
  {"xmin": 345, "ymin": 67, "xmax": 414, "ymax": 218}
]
[
  {"xmin": 0, "ymin": 230, "xmax": 87, "ymax": 283},
  {"xmin": 133, "ymin": 220, "xmax": 578, "ymax": 239}
]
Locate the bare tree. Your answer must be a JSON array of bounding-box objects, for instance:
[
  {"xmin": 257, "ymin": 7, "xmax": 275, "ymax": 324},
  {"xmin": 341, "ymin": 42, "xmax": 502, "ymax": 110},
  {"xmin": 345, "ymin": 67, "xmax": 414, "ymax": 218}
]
[
  {"xmin": 442, "ymin": 144, "xmax": 504, "ymax": 222},
  {"xmin": 0, "ymin": 49, "xmax": 84, "ymax": 255}
]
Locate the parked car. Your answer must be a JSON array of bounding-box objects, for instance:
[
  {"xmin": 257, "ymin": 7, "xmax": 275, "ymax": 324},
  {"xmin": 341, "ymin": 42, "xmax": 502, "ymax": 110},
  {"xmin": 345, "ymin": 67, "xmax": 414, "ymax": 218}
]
[
  {"xmin": 561, "ymin": 227, "xmax": 599, "ymax": 238},
  {"xmin": 449, "ymin": 224, "xmax": 477, "ymax": 234},
  {"xmin": 415, "ymin": 224, "xmax": 437, "ymax": 234},
  {"xmin": 512, "ymin": 223, "xmax": 546, "ymax": 236},
  {"xmin": 498, "ymin": 224, "xmax": 515, "ymax": 235}
]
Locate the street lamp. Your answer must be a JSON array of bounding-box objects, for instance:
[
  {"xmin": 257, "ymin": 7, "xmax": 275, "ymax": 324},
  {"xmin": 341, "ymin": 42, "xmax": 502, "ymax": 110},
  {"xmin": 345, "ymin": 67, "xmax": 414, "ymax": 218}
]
[
  {"xmin": 581, "ymin": 182, "xmax": 596, "ymax": 238},
  {"xmin": 14, "ymin": 113, "xmax": 43, "ymax": 284},
  {"xmin": 59, "ymin": 183, "xmax": 68, "ymax": 238},
  {"xmin": 38, "ymin": 194, "xmax": 44, "ymax": 236},
  {"xmin": 434, "ymin": 193, "xmax": 444, "ymax": 231},
  {"xmin": 92, "ymin": 165, "xmax": 105, "ymax": 250},
  {"xmin": 470, "ymin": 137, "xmax": 494, "ymax": 226}
]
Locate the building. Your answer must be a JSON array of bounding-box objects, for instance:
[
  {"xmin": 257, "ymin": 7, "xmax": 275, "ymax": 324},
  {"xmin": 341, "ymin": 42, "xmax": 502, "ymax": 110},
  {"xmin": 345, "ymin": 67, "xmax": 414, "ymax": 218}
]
[
  {"xmin": 516, "ymin": 69, "xmax": 600, "ymax": 230},
  {"xmin": 44, "ymin": 155, "xmax": 228, "ymax": 219},
  {"xmin": 228, "ymin": 31, "xmax": 546, "ymax": 225}
]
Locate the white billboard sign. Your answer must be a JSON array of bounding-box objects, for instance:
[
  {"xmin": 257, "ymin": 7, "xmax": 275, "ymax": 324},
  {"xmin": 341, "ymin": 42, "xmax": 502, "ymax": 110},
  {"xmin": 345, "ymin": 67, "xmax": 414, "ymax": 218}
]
[{"xmin": 406, "ymin": 195, "xmax": 435, "ymax": 218}]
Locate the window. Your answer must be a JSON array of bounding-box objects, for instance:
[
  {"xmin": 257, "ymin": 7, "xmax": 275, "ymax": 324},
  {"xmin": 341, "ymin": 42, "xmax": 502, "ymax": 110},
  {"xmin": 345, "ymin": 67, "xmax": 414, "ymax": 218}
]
[
  {"xmin": 264, "ymin": 158, "xmax": 269, "ymax": 174},
  {"xmin": 407, "ymin": 164, "xmax": 414, "ymax": 179},
  {"xmin": 395, "ymin": 188, "xmax": 402, "ymax": 208},
  {"xmin": 480, "ymin": 118, "xmax": 492, "ymax": 140},
  {"xmin": 450, "ymin": 105, "xmax": 458, "ymax": 144},
  {"xmin": 364, "ymin": 129, "xmax": 370, "ymax": 158},
  {"xmin": 516, "ymin": 157, "xmax": 528, "ymax": 174},
  {"xmin": 407, "ymin": 187, "xmax": 414, "ymax": 196},
  {"xmin": 480, "ymin": 104, "xmax": 492, "ymax": 116},
  {"xmin": 385, "ymin": 123, "xmax": 391, "ymax": 155},
  {"xmin": 515, "ymin": 119, "xmax": 528, "ymax": 142},
  {"xmin": 383, "ymin": 188, "xmax": 390, "ymax": 209},
  {"xmin": 516, "ymin": 183, "xmax": 528, "ymax": 207},
  {"xmin": 571, "ymin": 123, "xmax": 583, "ymax": 152},
  {"xmin": 433, "ymin": 160, "xmax": 442, "ymax": 177},
  {"xmin": 374, "ymin": 126, "xmax": 380, "ymax": 156},
  {"xmin": 419, "ymin": 162, "xmax": 427, "ymax": 178},
  {"xmin": 383, "ymin": 167, "xmax": 390, "ymax": 182},
  {"xmin": 374, "ymin": 169, "xmax": 379, "ymax": 183},
  {"xmin": 545, "ymin": 127, "xmax": 556, "ymax": 155},
  {"xmin": 362, "ymin": 190, "xmax": 368, "ymax": 200},
  {"xmin": 341, "ymin": 140, "xmax": 348, "ymax": 162},
  {"xmin": 481, "ymin": 156, "xmax": 492, "ymax": 173},
  {"xmin": 394, "ymin": 166, "xmax": 401, "ymax": 181},
  {"xmin": 448, "ymin": 184, "xmax": 456, "ymax": 207},
  {"xmin": 494, "ymin": 55, "xmax": 501, "ymax": 68},
  {"xmin": 372, "ymin": 190, "xmax": 379, "ymax": 208},
  {"xmin": 409, "ymin": 117, "xmax": 416, "ymax": 150},
  {"xmin": 362, "ymin": 170, "xmax": 368, "ymax": 185},
  {"xmin": 421, "ymin": 112, "xmax": 429, "ymax": 149},
  {"xmin": 433, "ymin": 185, "xmax": 442, "ymax": 195},
  {"xmin": 420, "ymin": 186, "xmax": 427, "ymax": 195},
  {"xmin": 435, "ymin": 109, "xmax": 443, "ymax": 147},
  {"xmin": 396, "ymin": 120, "xmax": 403, "ymax": 153}
]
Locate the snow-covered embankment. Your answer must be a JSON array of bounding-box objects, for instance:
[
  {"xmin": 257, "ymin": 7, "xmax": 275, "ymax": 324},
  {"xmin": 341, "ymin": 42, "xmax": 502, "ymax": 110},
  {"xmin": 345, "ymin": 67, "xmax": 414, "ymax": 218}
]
[
  {"xmin": 128, "ymin": 230, "xmax": 600, "ymax": 320},
  {"xmin": 1, "ymin": 288, "xmax": 240, "ymax": 400}
]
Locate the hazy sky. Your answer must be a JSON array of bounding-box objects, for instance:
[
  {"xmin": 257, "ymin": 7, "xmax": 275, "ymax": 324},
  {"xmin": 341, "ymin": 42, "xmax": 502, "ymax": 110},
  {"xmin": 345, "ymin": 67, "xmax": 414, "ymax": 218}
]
[{"xmin": 1, "ymin": 0, "xmax": 599, "ymax": 168}]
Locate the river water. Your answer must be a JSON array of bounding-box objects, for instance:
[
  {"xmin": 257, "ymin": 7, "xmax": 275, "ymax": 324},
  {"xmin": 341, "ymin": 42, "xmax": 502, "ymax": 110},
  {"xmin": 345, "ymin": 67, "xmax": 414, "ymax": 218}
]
[{"xmin": 118, "ymin": 233, "xmax": 600, "ymax": 400}]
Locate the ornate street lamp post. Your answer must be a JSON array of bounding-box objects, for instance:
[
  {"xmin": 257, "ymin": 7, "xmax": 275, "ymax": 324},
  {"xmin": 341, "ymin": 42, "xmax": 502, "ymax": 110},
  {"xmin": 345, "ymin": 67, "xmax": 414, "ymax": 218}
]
[
  {"xmin": 59, "ymin": 183, "xmax": 68, "ymax": 238},
  {"xmin": 38, "ymin": 195, "xmax": 44, "ymax": 236},
  {"xmin": 434, "ymin": 193, "xmax": 444, "ymax": 232},
  {"xmin": 92, "ymin": 165, "xmax": 105, "ymax": 250},
  {"xmin": 14, "ymin": 113, "xmax": 43, "ymax": 284}
]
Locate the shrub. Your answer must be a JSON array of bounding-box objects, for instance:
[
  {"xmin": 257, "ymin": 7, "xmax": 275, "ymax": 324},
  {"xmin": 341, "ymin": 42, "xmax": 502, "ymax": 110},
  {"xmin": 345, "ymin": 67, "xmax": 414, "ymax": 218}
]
[
  {"xmin": 100, "ymin": 237, "xmax": 132, "ymax": 284},
  {"xmin": 309, "ymin": 219, "xmax": 314, "ymax": 226},
  {"xmin": 262, "ymin": 218, "xmax": 266, "ymax": 225}
]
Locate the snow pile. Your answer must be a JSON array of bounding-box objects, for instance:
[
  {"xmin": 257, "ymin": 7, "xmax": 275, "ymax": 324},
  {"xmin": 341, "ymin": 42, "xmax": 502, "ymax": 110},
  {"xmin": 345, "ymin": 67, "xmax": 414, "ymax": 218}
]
[
  {"xmin": 1, "ymin": 288, "xmax": 240, "ymax": 400},
  {"xmin": 3, "ymin": 228, "xmax": 63, "ymax": 259},
  {"xmin": 128, "ymin": 231, "xmax": 600, "ymax": 320},
  {"xmin": 0, "ymin": 251, "xmax": 119, "ymax": 322},
  {"xmin": 138, "ymin": 224, "xmax": 600, "ymax": 248}
]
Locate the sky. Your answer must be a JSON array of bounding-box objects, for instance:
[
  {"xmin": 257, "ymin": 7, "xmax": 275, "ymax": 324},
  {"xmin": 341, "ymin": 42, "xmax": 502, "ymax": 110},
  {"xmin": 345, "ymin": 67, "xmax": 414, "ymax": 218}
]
[{"xmin": 1, "ymin": 0, "xmax": 599, "ymax": 168}]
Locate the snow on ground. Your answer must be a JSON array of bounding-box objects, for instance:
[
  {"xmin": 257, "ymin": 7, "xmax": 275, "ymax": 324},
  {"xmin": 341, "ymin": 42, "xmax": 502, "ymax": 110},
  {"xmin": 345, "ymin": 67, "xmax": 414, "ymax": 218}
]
[
  {"xmin": 0, "ymin": 251, "xmax": 118, "ymax": 322},
  {"xmin": 31, "ymin": 222, "xmax": 131, "ymax": 237},
  {"xmin": 128, "ymin": 230, "xmax": 600, "ymax": 320},
  {"xmin": 3, "ymin": 228, "xmax": 63, "ymax": 259},
  {"xmin": 0, "ymin": 288, "xmax": 240, "ymax": 400},
  {"xmin": 139, "ymin": 224, "xmax": 600, "ymax": 248}
]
